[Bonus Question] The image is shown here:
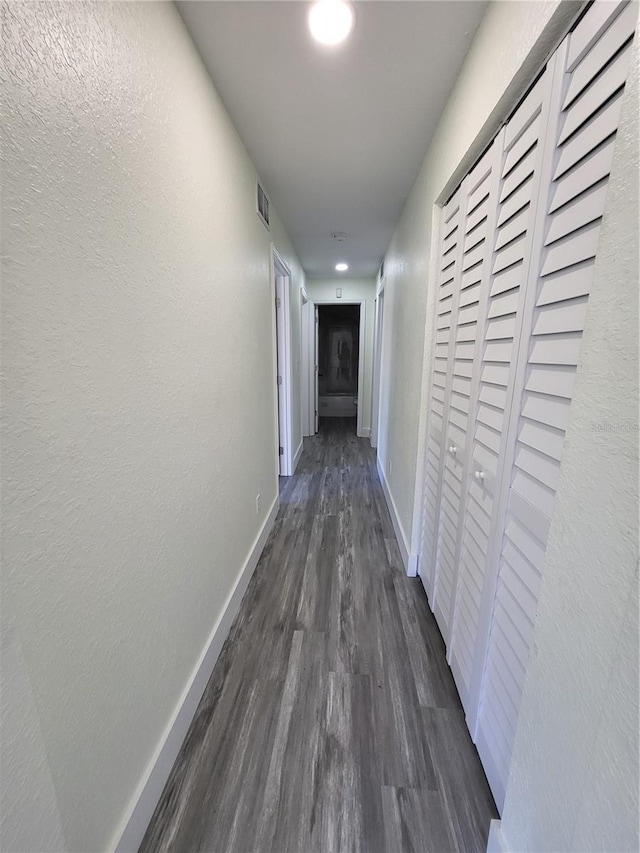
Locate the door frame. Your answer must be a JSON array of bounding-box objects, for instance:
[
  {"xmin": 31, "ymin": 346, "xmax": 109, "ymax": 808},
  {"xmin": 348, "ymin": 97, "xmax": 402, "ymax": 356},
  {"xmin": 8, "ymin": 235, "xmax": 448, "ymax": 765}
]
[
  {"xmin": 271, "ymin": 245, "xmax": 294, "ymax": 476},
  {"xmin": 370, "ymin": 280, "xmax": 385, "ymax": 448},
  {"xmin": 300, "ymin": 285, "xmax": 314, "ymax": 437},
  {"xmin": 314, "ymin": 303, "xmax": 319, "ymax": 434},
  {"xmin": 313, "ymin": 299, "xmax": 366, "ymax": 437}
]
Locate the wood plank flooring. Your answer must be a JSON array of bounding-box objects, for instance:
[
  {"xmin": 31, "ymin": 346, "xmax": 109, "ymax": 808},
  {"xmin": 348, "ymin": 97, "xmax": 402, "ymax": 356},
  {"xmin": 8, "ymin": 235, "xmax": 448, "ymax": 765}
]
[{"xmin": 139, "ymin": 418, "xmax": 497, "ymax": 853}]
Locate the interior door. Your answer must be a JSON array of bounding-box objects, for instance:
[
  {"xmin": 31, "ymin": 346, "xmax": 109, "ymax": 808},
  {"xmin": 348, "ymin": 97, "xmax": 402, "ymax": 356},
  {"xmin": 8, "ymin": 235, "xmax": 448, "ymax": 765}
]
[
  {"xmin": 418, "ymin": 185, "xmax": 465, "ymax": 604},
  {"xmin": 431, "ymin": 137, "xmax": 502, "ymax": 646},
  {"xmin": 447, "ymin": 60, "xmax": 558, "ymax": 719}
]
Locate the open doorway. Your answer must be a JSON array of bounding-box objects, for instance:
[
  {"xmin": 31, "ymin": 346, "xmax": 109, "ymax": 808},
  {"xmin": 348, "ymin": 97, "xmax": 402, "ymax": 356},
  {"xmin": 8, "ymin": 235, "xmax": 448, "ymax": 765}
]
[{"xmin": 317, "ymin": 303, "xmax": 361, "ymax": 434}]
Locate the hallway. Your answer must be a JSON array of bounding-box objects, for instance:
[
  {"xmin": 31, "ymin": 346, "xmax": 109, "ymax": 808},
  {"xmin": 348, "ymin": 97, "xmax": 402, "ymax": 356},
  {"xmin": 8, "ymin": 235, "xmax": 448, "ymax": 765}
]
[{"xmin": 140, "ymin": 419, "xmax": 497, "ymax": 853}]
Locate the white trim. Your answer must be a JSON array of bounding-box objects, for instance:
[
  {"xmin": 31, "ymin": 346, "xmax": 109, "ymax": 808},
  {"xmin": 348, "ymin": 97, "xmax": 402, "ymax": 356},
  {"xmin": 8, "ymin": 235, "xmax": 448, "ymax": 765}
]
[
  {"xmin": 360, "ymin": 427, "xmax": 371, "ymax": 438},
  {"xmin": 376, "ymin": 458, "xmax": 417, "ymax": 577},
  {"xmin": 314, "ymin": 303, "xmax": 319, "ymax": 434},
  {"xmin": 407, "ymin": 551, "xmax": 418, "ymax": 576},
  {"xmin": 375, "ymin": 281, "xmax": 393, "ymax": 473},
  {"xmin": 487, "ymin": 821, "xmax": 510, "ymax": 853},
  {"xmin": 293, "ymin": 439, "xmax": 303, "ymax": 473},
  {"xmin": 256, "ymin": 181, "xmax": 270, "ymax": 230},
  {"xmin": 270, "ymin": 254, "xmax": 279, "ymax": 477},
  {"xmin": 300, "ymin": 287, "xmax": 313, "ymax": 438},
  {"xmin": 309, "ymin": 300, "xmax": 316, "ymax": 435},
  {"xmin": 313, "ymin": 299, "xmax": 366, "ymax": 437},
  {"xmin": 370, "ymin": 283, "xmax": 385, "ymax": 449},
  {"xmin": 355, "ymin": 301, "xmax": 366, "ymax": 437},
  {"xmin": 113, "ymin": 496, "xmax": 279, "ymax": 853},
  {"xmin": 409, "ymin": 202, "xmax": 441, "ymax": 598},
  {"xmin": 271, "ymin": 245, "xmax": 294, "ymax": 477}
]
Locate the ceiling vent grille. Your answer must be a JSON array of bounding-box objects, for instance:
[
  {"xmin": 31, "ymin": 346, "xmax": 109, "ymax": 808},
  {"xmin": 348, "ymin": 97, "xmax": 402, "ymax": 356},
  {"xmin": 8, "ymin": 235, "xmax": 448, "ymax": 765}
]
[{"xmin": 257, "ymin": 183, "xmax": 270, "ymax": 229}]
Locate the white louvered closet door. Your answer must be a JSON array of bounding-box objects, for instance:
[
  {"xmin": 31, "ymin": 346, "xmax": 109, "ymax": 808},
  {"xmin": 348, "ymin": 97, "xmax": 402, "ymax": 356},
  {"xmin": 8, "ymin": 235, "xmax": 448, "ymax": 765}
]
[
  {"xmin": 418, "ymin": 187, "xmax": 467, "ymax": 601},
  {"xmin": 447, "ymin": 63, "xmax": 558, "ymax": 717},
  {"xmin": 429, "ymin": 139, "xmax": 503, "ymax": 645},
  {"xmin": 475, "ymin": 0, "xmax": 638, "ymax": 812}
]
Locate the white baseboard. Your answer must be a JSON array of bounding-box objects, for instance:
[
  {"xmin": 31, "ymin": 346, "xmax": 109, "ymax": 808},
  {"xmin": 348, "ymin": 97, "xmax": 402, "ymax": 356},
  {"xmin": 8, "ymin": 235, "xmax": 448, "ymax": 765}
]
[
  {"xmin": 358, "ymin": 427, "xmax": 371, "ymax": 438},
  {"xmin": 407, "ymin": 551, "xmax": 418, "ymax": 577},
  {"xmin": 487, "ymin": 820, "xmax": 509, "ymax": 853},
  {"xmin": 376, "ymin": 459, "xmax": 417, "ymax": 577},
  {"xmin": 113, "ymin": 495, "xmax": 279, "ymax": 853},
  {"xmin": 293, "ymin": 440, "xmax": 303, "ymax": 472}
]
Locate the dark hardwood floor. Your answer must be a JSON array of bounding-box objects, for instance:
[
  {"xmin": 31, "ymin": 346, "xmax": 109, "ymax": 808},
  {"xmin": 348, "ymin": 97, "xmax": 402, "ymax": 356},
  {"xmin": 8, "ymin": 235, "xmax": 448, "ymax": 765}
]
[{"xmin": 139, "ymin": 418, "xmax": 497, "ymax": 853}]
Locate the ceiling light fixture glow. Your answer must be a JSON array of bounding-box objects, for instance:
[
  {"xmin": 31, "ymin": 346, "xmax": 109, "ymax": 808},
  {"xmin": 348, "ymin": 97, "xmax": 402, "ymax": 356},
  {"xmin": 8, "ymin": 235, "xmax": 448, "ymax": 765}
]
[
  {"xmin": 335, "ymin": 263, "xmax": 349, "ymax": 272},
  {"xmin": 308, "ymin": 0, "xmax": 354, "ymax": 46}
]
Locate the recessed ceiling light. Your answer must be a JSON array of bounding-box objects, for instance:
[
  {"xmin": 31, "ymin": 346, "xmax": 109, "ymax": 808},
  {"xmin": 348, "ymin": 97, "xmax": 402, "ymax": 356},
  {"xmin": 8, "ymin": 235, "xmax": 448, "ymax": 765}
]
[
  {"xmin": 335, "ymin": 263, "xmax": 349, "ymax": 272},
  {"xmin": 308, "ymin": 0, "xmax": 354, "ymax": 46}
]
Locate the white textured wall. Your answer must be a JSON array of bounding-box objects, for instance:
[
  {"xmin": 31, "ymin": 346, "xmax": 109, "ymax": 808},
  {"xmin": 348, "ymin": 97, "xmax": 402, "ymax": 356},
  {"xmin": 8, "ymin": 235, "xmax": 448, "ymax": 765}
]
[
  {"xmin": 494, "ymin": 29, "xmax": 639, "ymax": 853},
  {"xmin": 0, "ymin": 3, "xmax": 303, "ymax": 851},
  {"xmin": 378, "ymin": 0, "xmax": 576, "ymax": 554},
  {"xmin": 306, "ymin": 279, "xmax": 377, "ymax": 434}
]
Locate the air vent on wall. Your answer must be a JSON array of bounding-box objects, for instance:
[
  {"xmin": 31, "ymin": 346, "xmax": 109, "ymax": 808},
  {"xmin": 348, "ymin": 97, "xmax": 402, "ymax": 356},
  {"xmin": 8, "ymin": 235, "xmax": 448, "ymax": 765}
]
[{"xmin": 257, "ymin": 182, "xmax": 270, "ymax": 229}]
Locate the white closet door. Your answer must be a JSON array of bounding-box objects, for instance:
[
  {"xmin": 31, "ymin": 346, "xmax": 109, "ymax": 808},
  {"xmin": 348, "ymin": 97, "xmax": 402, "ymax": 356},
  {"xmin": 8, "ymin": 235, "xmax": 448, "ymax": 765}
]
[
  {"xmin": 475, "ymin": 0, "xmax": 637, "ymax": 811},
  {"xmin": 447, "ymin": 61, "xmax": 559, "ymax": 718},
  {"xmin": 430, "ymin": 139, "xmax": 503, "ymax": 644},
  {"xmin": 418, "ymin": 187, "xmax": 467, "ymax": 601}
]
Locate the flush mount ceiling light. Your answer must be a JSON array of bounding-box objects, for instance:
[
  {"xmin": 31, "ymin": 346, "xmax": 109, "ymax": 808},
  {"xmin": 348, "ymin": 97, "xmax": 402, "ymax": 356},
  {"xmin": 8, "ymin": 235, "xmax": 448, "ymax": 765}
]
[
  {"xmin": 308, "ymin": 0, "xmax": 355, "ymax": 46},
  {"xmin": 335, "ymin": 263, "xmax": 349, "ymax": 272}
]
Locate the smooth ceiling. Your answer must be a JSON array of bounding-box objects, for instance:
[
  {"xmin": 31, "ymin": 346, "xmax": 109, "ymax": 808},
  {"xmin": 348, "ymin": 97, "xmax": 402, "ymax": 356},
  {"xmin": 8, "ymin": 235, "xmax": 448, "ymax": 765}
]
[{"xmin": 177, "ymin": 1, "xmax": 488, "ymax": 278}]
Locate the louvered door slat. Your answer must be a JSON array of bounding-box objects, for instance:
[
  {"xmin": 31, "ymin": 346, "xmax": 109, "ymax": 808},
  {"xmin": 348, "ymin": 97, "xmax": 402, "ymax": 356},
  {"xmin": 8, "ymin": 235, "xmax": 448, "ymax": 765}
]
[
  {"xmin": 519, "ymin": 417, "xmax": 565, "ymax": 459},
  {"xmin": 563, "ymin": 1, "xmax": 635, "ymax": 105},
  {"xmin": 554, "ymin": 90, "xmax": 625, "ymax": 178},
  {"xmin": 475, "ymin": 1, "xmax": 636, "ymax": 813},
  {"xmin": 528, "ymin": 331, "xmax": 583, "ymax": 365},
  {"xmin": 494, "ymin": 206, "xmax": 531, "ymax": 251},
  {"xmin": 565, "ymin": 0, "xmax": 628, "ymax": 70},
  {"xmin": 545, "ymin": 182, "xmax": 609, "ymax": 243},
  {"xmin": 497, "ymin": 175, "xmax": 535, "ymax": 225},
  {"xmin": 503, "ymin": 112, "xmax": 544, "ymax": 175},
  {"xmin": 550, "ymin": 135, "xmax": 617, "ymax": 210},
  {"xmin": 558, "ymin": 41, "xmax": 631, "ymax": 144},
  {"xmin": 504, "ymin": 72, "xmax": 547, "ymax": 145},
  {"xmin": 531, "ymin": 298, "xmax": 588, "ymax": 333},
  {"xmin": 487, "ymin": 289, "xmax": 520, "ymax": 318}
]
